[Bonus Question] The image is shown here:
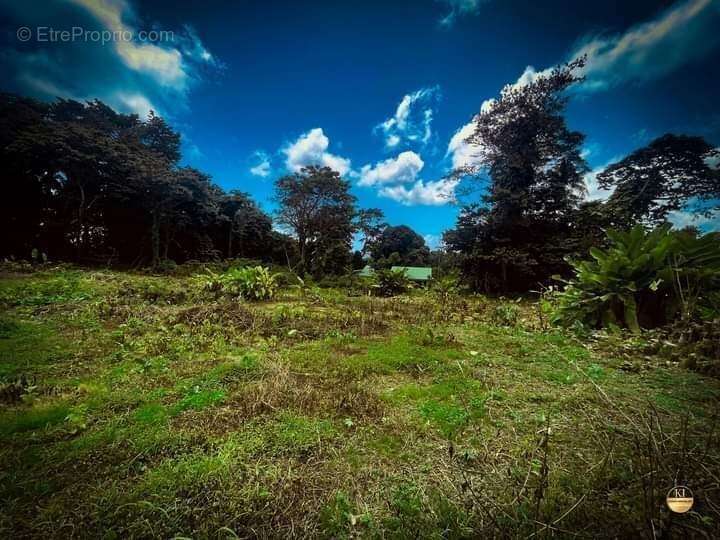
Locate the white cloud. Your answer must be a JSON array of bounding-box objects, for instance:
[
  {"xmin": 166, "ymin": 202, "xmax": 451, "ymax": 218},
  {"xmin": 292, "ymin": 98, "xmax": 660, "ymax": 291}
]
[
  {"xmin": 377, "ymin": 86, "xmax": 439, "ymax": 149},
  {"xmin": 423, "ymin": 233, "xmax": 443, "ymax": 250},
  {"xmin": 358, "ymin": 151, "xmax": 424, "ymax": 187},
  {"xmin": 436, "ymin": 0, "xmax": 488, "ymax": 27},
  {"xmin": 114, "ymin": 92, "xmax": 156, "ymax": 117},
  {"xmin": 283, "ymin": 128, "xmax": 351, "ymax": 175},
  {"xmin": 71, "ymin": 0, "xmax": 187, "ymax": 88},
  {"xmin": 574, "ymin": 0, "xmax": 720, "ymax": 91},
  {"xmin": 580, "ymin": 156, "xmax": 622, "ymax": 201},
  {"xmin": 249, "ymin": 151, "xmax": 271, "ymax": 178},
  {"xmin": 583, "ymin": 168, "xmax": 613, "ymax": 202},
  {"xmin": 446, "ymin": 117, "xmax": 482, "ymax": 170},
  {"xmin": 3, "ymin": 0, "xmax": 219, "ymax": 118},
  {"xmin": 379, "ymin": 178, "xmax": 458, "ymax": 206},
  {"xmin": 446, "ymin": 0, "xmax": 720, "ymax": 175}
]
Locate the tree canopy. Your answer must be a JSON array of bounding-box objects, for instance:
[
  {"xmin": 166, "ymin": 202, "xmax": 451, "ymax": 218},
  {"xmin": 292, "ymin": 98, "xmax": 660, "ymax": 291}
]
[
  {"xmin": 598, "ymin": 134, "xmax": 720, "ymax": 227},
  {"xmin": 366, "ymin": 225, "xmax": 430, "ymax": 267},
  {"xmin": 445, "ymin": 58, "xmax": 590, "ymax": 291},
  {"xmin": 0, "ymin": 93, "xmax": 287, "ymax": 267}
]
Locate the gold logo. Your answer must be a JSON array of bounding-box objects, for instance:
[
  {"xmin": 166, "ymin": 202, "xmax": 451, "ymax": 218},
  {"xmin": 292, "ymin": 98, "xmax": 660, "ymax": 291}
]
[{"xmin": 666, "ymin": 486, "xmax": 693, "ymax": 514}]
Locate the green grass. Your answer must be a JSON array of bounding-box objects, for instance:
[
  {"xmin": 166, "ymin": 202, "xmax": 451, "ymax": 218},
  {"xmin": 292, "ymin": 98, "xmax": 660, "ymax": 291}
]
[{"xmin": 1, "ymin": 266, "xmax": 719, "ymax": 538}]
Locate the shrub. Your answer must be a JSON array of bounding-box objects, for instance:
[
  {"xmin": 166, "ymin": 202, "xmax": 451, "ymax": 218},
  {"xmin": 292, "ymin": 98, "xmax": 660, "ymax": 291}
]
[
  {"xmin": 224, "ymin": 266, "xmax": 279, "ymax": 301},
  {"xmin": 374, "ymin": 268, "xmax": 412, "ymax": 297},
  {"xmin": 553, "ymin": 225, "xmax": 720, "ymax": 332},
  {"xmin": 196, "ymin": 266, "xmax": 279, "ymax": 301},
  {"xmin": 430, "ymin": 273, "xmax": 461, "ymax": 302},
  {"xmin": 492, "ymin": 301, "xmax": 520, "ymax": 326}
]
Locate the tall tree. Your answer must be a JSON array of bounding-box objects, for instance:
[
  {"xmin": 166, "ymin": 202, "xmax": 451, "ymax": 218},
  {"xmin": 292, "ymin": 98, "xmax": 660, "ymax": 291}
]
[
  {"xmin": 446, "ymin": 58, "xmax": 589, "ymax": 291},
  {"xmin": 275, "ymin": 166, "xmax": 358, "ymax": 276},
  {"xmin": 598, "ymin": 134, "xmax": 720, "ymax": 227}
]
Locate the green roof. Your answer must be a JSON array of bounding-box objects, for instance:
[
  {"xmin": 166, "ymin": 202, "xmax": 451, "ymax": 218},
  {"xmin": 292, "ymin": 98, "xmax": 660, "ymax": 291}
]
[
  {"xmin": 357, "ymin": 265, "xmax": 375, "ymax": 277},
  {"xmin": 391, "ymin": 266, "xmax": 432, "ymax": 281}
]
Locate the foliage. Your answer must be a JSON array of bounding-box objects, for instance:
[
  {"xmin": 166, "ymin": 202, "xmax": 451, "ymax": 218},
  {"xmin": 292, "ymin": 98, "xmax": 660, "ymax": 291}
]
[
  {"xmin": 366, "ymin": 224, "xmax": 430, "ymax": 267},
  {"xmin": 197, "ymin": 266, "xmax": 279, "ymax": 301},
  {"xmin": 431, "ymin": 273, "xmax": 461, "ymax": 300},
  {"xmin": 1, "ymin": 267, "xmax": 720, "ymax": 537},
  {"xmin": 492, "ymin": 300, "xmax": 521, "ymax": 326},
  {"xmin": 444, "ymin": 58, "xmax": 591, "ymax": 292},
  {"xmin": 598, "ymin": 134, "xmax": 720, "ymax": 228},
  {"xmin": 274, "ymin": 166, "xmax": 380, "ymax": 277},
  {"xmin": 553, "ymin": 225, "xmax": 720, "ymax": 332},
  {"xmin": 0, "ymin": 94, "xmax": 287, "ymax": 267},
  {"xmin": 220, "ymin": 266, "xmax": 279, "ymax": 301},
  {"xmin": 374, "ymin": 267, "xmax": 412, "ymax": 297}
]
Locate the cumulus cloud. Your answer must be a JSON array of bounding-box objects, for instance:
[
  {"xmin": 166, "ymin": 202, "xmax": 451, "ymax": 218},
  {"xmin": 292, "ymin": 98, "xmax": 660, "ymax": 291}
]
[
  {"xmin": 376, "ymin": 86, "xmax": 440, "ymax": 149},
  {"xmin": 446, "ymin": 118, "xmax": 482, "ymax": 170},
  {"xmin": 1, "ymin": 0, "xmax": 219, "ymax": 117},
  {"xmin": 379, "ymin": 178, "xmax": 459, "ymax": 206},
  {"xmin": 249, "ymin": 151, "xmax": 271, "ymax": 178},
  {"xmin": 283, "ymin": 128, "xmax": 351, "ymax": 175},
  {"xmin": 358, "ymin": 151, "xmax": 424, "ymax": 187},
  {"xmin": 436, "ymin": 0, "xmax": 488, "ymax": 27}
]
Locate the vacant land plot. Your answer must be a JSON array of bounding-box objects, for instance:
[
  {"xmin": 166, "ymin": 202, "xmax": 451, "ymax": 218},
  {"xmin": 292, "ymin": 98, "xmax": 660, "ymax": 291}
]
[{"xmin": 1, "ymin": 267, "xmax": 719, "ymax": 538}]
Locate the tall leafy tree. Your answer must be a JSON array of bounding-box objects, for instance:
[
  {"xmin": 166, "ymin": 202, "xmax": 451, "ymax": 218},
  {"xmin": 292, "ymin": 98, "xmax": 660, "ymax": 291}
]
[
  {"xmin": 275, "ymin": 166, "xmax": 358, "ymax": 276},
  {"xmin": 598, "ymin": 134, "xmax": 720, "ymax": 227},
  {"xmin": 446, "ymin": 58, "xmax": 589, "ymax": 291}
]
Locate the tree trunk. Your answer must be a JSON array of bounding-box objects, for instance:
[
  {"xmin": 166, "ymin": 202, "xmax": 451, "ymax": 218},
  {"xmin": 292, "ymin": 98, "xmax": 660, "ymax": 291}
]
[{"xmin": 151, "ymin": 210, "xmax": 161, "ymax": 268}]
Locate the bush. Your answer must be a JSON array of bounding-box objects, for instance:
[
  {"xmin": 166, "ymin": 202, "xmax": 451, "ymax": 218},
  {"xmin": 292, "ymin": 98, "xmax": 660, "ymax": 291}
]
[
  {"xmin": 375, "ymin": 268, "xmax": 412, "ymax": 297},
  {"xmin": 225, "ymin": 266, "xmax": 279, "ymax": 301},
  {"xmin": 196, "ymin": 266, "xmax": 279, "ymax": 301},
  {"xmin": 553, "ymin": 225, "xmax": 720, "ymax": 332},
  {"xmin": 431, "ymin": 273, "xmax": 462, "ymax": 301},
  {"xmin": 492, "ymin": 301, "xmax": 520, "ymax": 326}
]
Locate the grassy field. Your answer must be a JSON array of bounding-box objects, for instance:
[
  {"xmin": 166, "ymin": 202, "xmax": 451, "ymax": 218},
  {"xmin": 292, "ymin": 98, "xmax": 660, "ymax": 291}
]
[{"xmin": 1, "ymin": 266, "xmax": 719, "ymax": 538}]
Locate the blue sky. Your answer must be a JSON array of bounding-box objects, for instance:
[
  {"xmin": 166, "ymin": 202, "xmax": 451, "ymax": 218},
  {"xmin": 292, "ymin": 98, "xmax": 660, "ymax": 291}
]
[{"xmin": 2, "ymin": 0, "xmax": 719, "ymax": 246}]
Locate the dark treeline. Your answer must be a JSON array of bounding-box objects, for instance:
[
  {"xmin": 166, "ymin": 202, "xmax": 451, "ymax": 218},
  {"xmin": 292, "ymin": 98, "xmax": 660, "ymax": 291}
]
[
  {"xmin": 443, "ymin": 58, "xmax": 720, "ymax": 292},
  {"xmin": 1, "ymin": 93, "xmax": 290, "ymax": 267},
  {"xmin": 2, "ymin": 62, "xmax": 718, "ymax": 292}
]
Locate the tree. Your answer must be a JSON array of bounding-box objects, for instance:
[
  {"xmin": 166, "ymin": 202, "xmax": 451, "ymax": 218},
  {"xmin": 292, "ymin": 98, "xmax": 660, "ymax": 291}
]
[
  {"xmin": 446, "ymin": 58, "xmax": 590, "ymax": 291},
  {"xmin": 356, "ymin": 208, "xmax": 386, "ymax": 255},
  {"xmin": 214, "ymin": 190, "xmax": 273, "ymax": 260},
  {"xmin": 598, "ymin": 134, "xmax": 720, "ymax": 228},
  {"xmin": 274, "ymin": 166, "xmax": 358, "ymax": 276},
  {"xmin": 0, "ymin": 93, "xmax": 286, "ymax": 268},
  {"xmin": 367, "ymin": 225, "xmax": 430, "ymax": 267}
]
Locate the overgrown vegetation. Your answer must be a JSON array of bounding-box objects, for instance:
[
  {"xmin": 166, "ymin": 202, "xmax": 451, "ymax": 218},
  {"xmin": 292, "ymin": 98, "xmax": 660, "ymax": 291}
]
[
  {"xmin": 1, "ymin": 46, "xmax": 719, "ymax": 540},
  {"xmin": 1, "ymin": 264, "xmax": 719, "ymax": 538},
  {"xmin": 554, "ymin": 225, "xmax": 720, "ymax": 333}
]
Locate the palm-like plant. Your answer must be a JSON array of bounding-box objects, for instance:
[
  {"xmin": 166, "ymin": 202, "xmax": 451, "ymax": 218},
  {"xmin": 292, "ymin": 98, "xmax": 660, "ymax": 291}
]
[{"xmin": 554, "ymin": 225, "xmax": 720, "ymax": 332}]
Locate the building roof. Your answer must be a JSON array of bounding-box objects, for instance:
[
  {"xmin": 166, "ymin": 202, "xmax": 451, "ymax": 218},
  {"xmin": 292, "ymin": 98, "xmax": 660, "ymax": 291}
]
[{"xmin": 391, "ymin": 266, "xmax": 432, "ymax": 281}]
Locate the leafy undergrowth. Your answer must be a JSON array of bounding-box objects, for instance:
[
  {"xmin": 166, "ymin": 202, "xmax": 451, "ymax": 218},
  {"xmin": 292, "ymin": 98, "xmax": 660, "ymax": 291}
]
[{"xmin": 1, "ymin": 267, "xmax": 719, "ymax": 538}]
